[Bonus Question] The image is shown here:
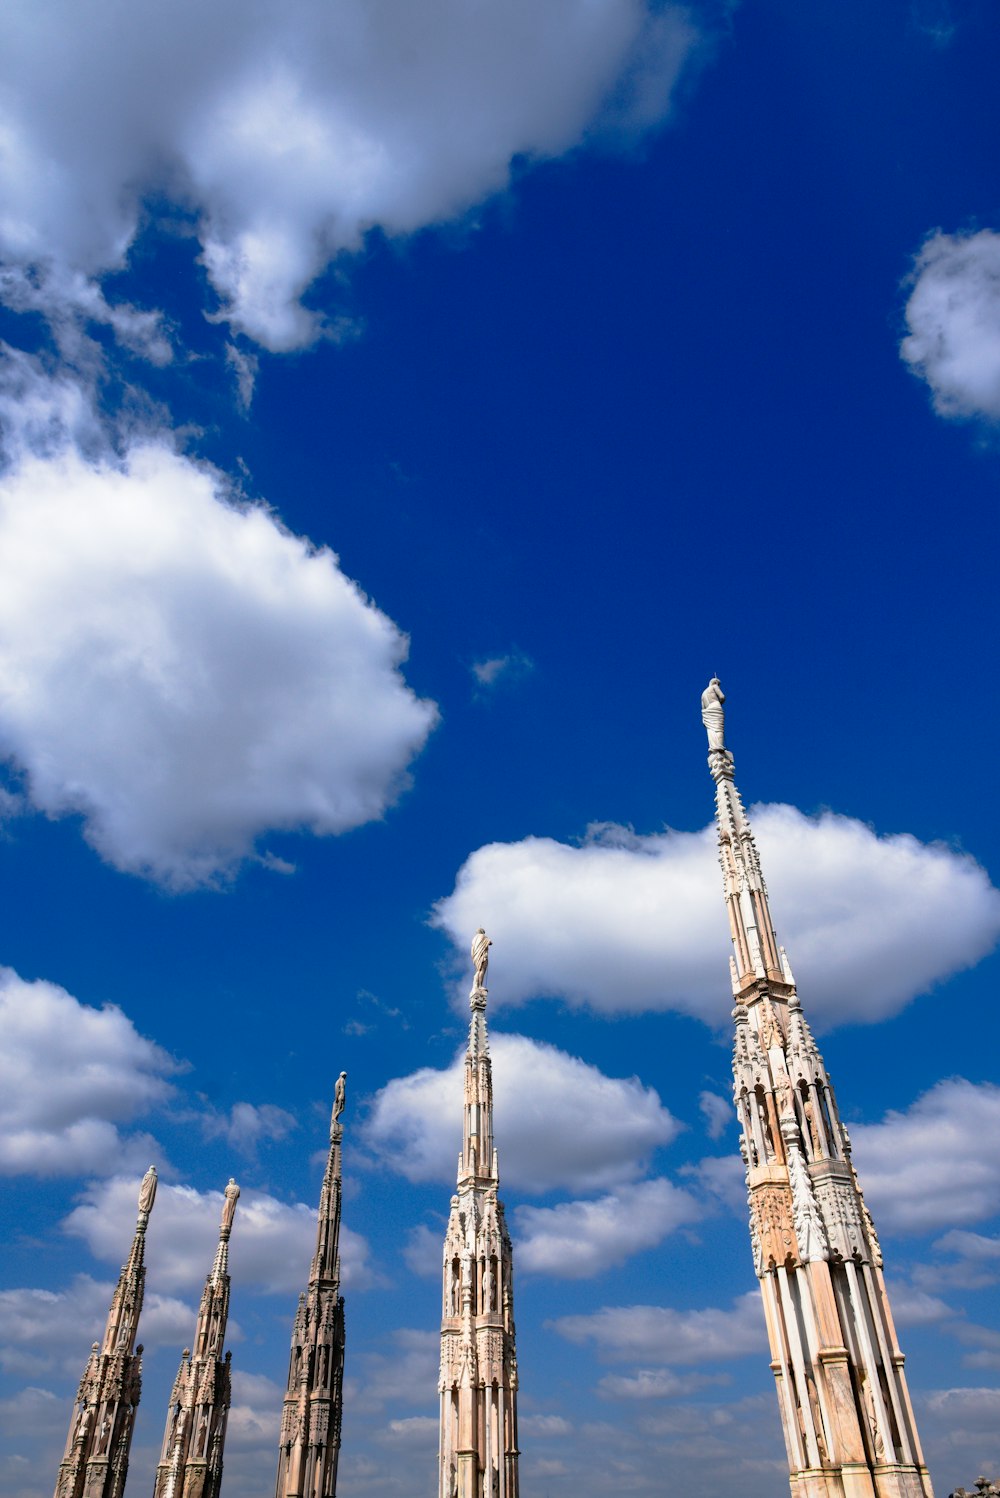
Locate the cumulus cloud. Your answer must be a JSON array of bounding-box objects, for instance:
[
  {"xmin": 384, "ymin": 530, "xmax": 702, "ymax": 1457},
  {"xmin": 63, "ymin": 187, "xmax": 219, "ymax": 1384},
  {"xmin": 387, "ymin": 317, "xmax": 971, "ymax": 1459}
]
[
  {"xmin": 919, "ymin": 1385, "xmax": 1000, "ymax": 1479},
  {"xmin": 351, "ymin": 1329, "xmax": 440, "ymax": 1416},
  {"xmin": 0, "ymin": 1275, "xmax": 197, "ymax": 1381},
  {"xmin": 852, "ymin": 1079, "xmax": 1000, "ymax": 1235},
  {"xmin": 0, "ymin": 968, "xmax": 177, "ymax": 1177},
  {"xmin": 698, "ymin": 1091, "xmax": 732, "ymax": 1141},
  {"xmin": 362, "ymin": 1032, "xmax": 680, "ymax": 1194},
  {"xmin": 63, "ymin": 1176, "xmax": 374, "ymax": 1297},
  {"xmin": 198, "ymin": 1101, "xmax": 298, "ymax": 1154},
  {"xmin": 0, "ymin": 1, "xmax": 700, "ymax": 351},
  {"xmin": 901, "ymin": 229, "xmax": 1000, "ymax": 420},
  {"xmin": 598, "ymin": 1367, "xmax": 726, "ymax": 1399},
  {"xmin": 550, "ymin": 1290, "xmax": 767, "ymax": 1365},
  {"xmin": 0, "ymin": 433, "xmax": 437, "ymax": 886},
  {"xmin": 432, "ymin": 807, "xmax": 1000, "ymax": 1027},
  {"xmin": 515, "ymin": 1178, "xmax": 701, "ymax": 1278}
]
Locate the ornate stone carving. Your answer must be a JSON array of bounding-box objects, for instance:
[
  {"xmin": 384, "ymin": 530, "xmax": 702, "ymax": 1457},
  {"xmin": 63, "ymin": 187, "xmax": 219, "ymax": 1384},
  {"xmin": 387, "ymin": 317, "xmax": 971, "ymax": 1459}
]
[
  {"xmin": 811, "ymin": 1171, "xmax": 867, "ymax": 1263},
  {"xmin": 751, "ymin": 1181, "xmax": 796, "ymax": 1270}
]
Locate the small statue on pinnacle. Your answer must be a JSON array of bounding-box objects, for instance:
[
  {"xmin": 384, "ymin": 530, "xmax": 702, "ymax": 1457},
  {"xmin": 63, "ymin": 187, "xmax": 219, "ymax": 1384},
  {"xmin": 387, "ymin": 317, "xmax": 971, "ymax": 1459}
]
[
  {"xmin": 701, "ymin": 676, "xmax": 726, "ymax": 750},
  {"xmin": 471, "ymin": 928, "xmax": 491, "ymax": 992},
  {"xmin": 333, "ymin": 1070, "xmax": 347, "ymax": 1123}
]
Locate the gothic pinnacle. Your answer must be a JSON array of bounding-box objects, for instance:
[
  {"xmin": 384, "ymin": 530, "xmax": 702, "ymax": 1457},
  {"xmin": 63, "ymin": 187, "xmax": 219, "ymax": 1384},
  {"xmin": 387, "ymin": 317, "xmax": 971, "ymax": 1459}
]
[
  {"xmin": 702, "ymin": 680, "xmax": 933, "ymax": 1498},
  {"xmin": 439, "ymin": 931, "xmax": 519, "ymax": 1498},
  {"xmin": 54, "ymin": 1168, "xmax": 157, "ymax": 1498},
  {"xmin": 154, "ymin": 1180, "xmax": 240, "ymax": 1498},
  {"xmin": 275, "ymin": 1072, "xmax": 347, "ymax": 1498}
]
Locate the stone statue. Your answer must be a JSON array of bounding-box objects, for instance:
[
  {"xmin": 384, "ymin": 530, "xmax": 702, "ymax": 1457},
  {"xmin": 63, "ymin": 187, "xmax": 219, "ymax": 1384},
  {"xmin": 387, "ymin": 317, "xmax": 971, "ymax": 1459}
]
[
  {"xmin": 137, "ymin": 1164, "xmax": 157, "ymax": 1217},
  {"xmin": 861, "ymin": 1373, "xmax": 885, "ymax": 1460},
  {"xmin": 471, "ymin": 928, "xmax": 491, "ymax": 991},
  {"xmin": 483, "ymin": 1259, "xmax": 494, "ymax": 1312},
  {"xmin": 701, "ymin": 677, "xmax": 726, "ymax": 750},
  {"xmin": 221, "ymin": 1178, "xmax": 240, "ymax": 1234},
  {"xmin": 333, "ymin": 1071, "xmax": 347, "ymax": 1122}
]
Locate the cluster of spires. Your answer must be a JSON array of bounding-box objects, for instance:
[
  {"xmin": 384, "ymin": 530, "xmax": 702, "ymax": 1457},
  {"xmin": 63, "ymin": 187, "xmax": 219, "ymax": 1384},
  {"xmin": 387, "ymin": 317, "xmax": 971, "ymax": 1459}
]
[
  {"xmin": 52, "ymin": 682, "xmax": 958, "ymax": 1498},
  {"xmin": 54, "ymin": 1075, "xmax": 348, "ymax": 1498}
]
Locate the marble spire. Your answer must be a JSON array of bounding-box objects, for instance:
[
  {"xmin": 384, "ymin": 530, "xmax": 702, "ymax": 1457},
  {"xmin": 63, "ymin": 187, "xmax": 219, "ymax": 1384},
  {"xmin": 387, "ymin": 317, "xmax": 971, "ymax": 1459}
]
[
  {"xmin": 55, "ymin": 1166, "xmax": 158, "ymax": 1498},
  {"xmin": 701, "ymin": 680, "xmax": 933, "ymax": 1498},
  {"xmin": 274, "ymin": 1073, "xmax": 347, "ymax": 1498},
  {"xmin": 438, "ymin": 930, "xmax": 520, "ymax": 1498},
  {"xmin": 153, "ymin": 1180, "xmax": 240, "ymax": 1498}
]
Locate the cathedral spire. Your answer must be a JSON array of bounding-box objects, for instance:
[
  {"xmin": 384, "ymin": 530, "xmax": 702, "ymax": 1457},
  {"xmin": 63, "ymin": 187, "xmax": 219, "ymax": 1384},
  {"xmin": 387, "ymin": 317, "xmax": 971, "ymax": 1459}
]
[
  {"xmin": 153, "ymin": 1180, "xmax": 240, "ymax": 1498},
  {"xmin": 439, "ymin": 931, "xmax": 519, "ymax": 1498},
  {"xmin": 55, "ymin": 1166, "xmax": 158, "ymax": 1498},
  {"xmin": 275, "ymin": 1073, "xmax": 347, "ymax": 1498},
  {"xmin": 702, "ymin": 680, "xmax": 933, "ymax": 1498}
]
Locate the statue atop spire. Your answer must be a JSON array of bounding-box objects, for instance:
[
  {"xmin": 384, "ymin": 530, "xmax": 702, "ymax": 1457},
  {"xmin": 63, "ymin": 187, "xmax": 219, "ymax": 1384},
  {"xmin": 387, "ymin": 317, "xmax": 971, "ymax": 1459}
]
[
  {"xmin": 439, "ymin": 933, "xmax": 519, "ymax": 1498},
  {"xmin": 154, "ymin": 1181, "xmax": 239, "ymax": 1498},
  {"xmin": 275, "ymin": 1072, "xmax": 347, "ymax": 1498},
  {"xmin": 701, "ymin": 675, "xmax": 726, "ymax": 750},
  {"xmin": 137, "ymin": 1164, "xmax": 157, "ymax": 1223},
  {"xmin": 471, "ymin": 927, "xmax": 491, "ymax": 994},
  {"xmin": 332, "ymin": 1071, "xmax": 347, "ymax": 1129},
  {"xmin": 55, "ymin": 1167, "xmax": 156, "ymax": 1498},
  {"xmin": 701, "ymin": 684, "xmax": 933, "ymax": 1498}
]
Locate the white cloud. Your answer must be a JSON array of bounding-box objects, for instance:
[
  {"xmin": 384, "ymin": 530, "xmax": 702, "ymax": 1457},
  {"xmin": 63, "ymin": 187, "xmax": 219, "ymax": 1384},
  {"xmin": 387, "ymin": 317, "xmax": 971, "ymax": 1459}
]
[
  {"xmin": 470, "ymin": 652, "xmax": 534, "ymax": 691},
  {"xmin": 515, "ymin": 1178, "xmax": 701, "ymax": 1278},
  {"xmin": 919, "ymin": 1386, "xmax": 1000, "ymax": 1481},
  {"xmin": 920, "ymin": 1229, "xmax": 1000, "ymax": 1290},
  {"xmin": 0, "ymin": 1275, "xmax": 197, "ymax": 1380},
  {"xmin": 0, "ymin": 1, "xmax": 700, "ymax": 351},
  {"xmin": 520, "ymin": 1414, "xmax": 573, "ymax": 1437},
  {"xmin": 199, "ymin": 1101, "xmax": 298, "ymax": 1154},
  {"xmin": 901, "ymin": 229, "xmax": 1000, "ymax": 420},
  {"xmin": 351, "ymin": 1329, "xmax": 440, "ymax": 1416},
  {"xmin": 0, "ymin": 434, "xmax": 437, "ymax": 886},
  {"xmin": 432, "ymin": 807, "xmax": 1000, "ymax": 1027},
  {"xmin": 699, "ymin": 1091, "xmax": 732, "ymax": 1141},
  {"xmin": 403, "ymin": 1223, "xmax": 444, "ymax": 1279},
  {"xmin": 0, "ymin": 967, "xmax": 176, "ymax": 1177},
  {"xmin": 882, "ymin": 1283, "xmax": 952, "ymax": 1328},
  {"xmin": 63, "ymin": 1176, "xmax": 374, "ymax": 1297},
  {"xmin": 597, "ymin": 1367, "xmax": 726, "ymax": 1399},
  {"xmin": 851, "ymin": 1079, "xmax": 1000, "ymax": 1235},
  {"xmin": 362, "ymin": 1032, "xmax": 680, "ymax": 1194},
  {"xmin": 550, "ymin": 1290, "xmax": 767, "ymax": 1365}
]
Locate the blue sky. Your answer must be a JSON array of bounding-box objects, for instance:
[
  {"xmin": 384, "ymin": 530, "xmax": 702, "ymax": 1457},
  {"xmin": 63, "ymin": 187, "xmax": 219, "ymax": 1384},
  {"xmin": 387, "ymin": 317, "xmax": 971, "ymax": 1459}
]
[{"xmin": 1, "ymin": 1, "xmax": 1000, "ymax": 1494}]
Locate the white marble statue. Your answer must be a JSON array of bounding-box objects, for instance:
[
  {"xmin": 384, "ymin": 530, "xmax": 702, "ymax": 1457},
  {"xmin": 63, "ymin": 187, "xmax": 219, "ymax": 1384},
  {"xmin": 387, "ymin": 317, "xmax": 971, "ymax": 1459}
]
[
  {"xmin": 701, "ymin": 677, "xmax": 726, "ymax": 750},
  {"xmin": 333, "ymin": 1071, "xmax": 347, "ymax": 1122},
  {"xmin": 471, "ymin": 928, "xmax": 491, "ymax": 991},
  {"xmin": 137, "ymin": 1164, "xmax": 158, "ymax": 1216},
  {"xmin": 221, "ymin": 1178, "xmax": 240, "ymax": 1233}
]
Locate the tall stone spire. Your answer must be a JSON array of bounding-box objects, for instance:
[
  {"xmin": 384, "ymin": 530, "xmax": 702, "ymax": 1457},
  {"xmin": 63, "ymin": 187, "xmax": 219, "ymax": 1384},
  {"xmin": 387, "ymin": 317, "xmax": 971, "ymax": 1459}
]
[
  {"xmin": 439, "ymin": 930, "xmax": 520, "ymax": 1498},
  {"xmin": 701, "ymin": 679, "xmax": 933, "ymax": 1498},
  {"xmin": 153, "ymin": 1179, "xmax": 240, "ymax": 1498},
  {"xmin": 55, "ymin": 1166, "xmax": 158, "ymax": 1498},
  {"xmin": 275, "ymin": 1072, "xmax": 347, "ymax": 1498}
]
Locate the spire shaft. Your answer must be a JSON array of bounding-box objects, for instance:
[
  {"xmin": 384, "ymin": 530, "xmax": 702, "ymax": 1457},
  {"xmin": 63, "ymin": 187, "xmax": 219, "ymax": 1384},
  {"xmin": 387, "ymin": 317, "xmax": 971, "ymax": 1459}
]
[
  {"xmin": 702, "ymin": 681, "xmax": 933, "ymax": 1498},
  {"xmin": 153, "ymin": 1181, "xmax": 239, "ymax": 1498},
  {"xmin": 55, "ymin": 1167, "xmax": 157, "ymax": 1498},
  {"xmin": 439, "ymin": 932, "xmax": 519, "ymax": 1498},
  {"xmin": 275, "ymin": 1075, "xmax": 347, "ymax": 1498}
]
